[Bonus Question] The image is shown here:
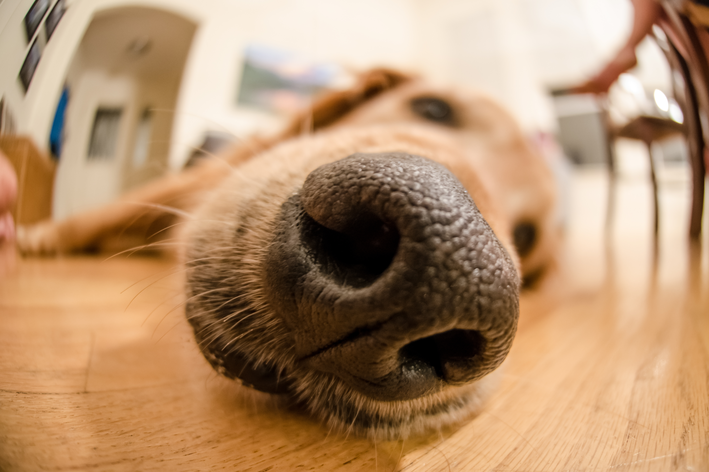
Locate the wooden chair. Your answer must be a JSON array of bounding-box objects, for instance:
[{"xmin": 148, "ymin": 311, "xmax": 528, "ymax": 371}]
[
  {"xmin": 588, "ymin": 2, "xmax": 707, "ymax": 239},
  {"xmin": 612, "ymin": 115, "xmax": 686, "ymax": 235},
  {"xmin": 655, "ymin": 0, "xmax": 708, "ymax": 237}
]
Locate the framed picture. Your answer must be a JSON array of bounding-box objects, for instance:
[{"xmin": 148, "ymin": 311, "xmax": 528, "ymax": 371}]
[
  {"xmin": 45, "ymin": 0, "xmax": 66, "ymax": 41},
  {"xmin": 24, "ymin": 0, "xmax": 50, "ymax": 42},
  {"xmin": 87, "ymin": 107, "xmax": 123, "ymax": 160},
  {"xmin": 236, "ymin": 44, "xmax": 341, "ymax": 114},
  {"xmin": 19, "ymin": 39, "xmax": 42, "ymax": 92}
]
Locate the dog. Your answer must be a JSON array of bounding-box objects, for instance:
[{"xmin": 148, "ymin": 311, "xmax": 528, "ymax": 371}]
[{"xmin": 17, "ymin": 69, "xmax": 558, "ymax": 440}]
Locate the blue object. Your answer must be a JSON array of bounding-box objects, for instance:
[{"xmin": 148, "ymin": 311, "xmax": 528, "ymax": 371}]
[{"xmin": 49, "ymin": 87, "xmax": 69, "ymax": 159}]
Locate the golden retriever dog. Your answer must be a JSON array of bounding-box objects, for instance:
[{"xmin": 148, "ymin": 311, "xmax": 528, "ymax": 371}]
[{"xmin": 17, "ymin": 69, "xmax": 557, "ymax": 440}]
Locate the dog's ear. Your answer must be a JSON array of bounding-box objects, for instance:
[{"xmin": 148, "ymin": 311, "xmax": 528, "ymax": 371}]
[
  {"xmin": 279, "ymin": 68, "xmax": 413, "ymax": 139},
  {"xmin": 222, "ymin": 69, "xmax": 412, "ymax": 170}
]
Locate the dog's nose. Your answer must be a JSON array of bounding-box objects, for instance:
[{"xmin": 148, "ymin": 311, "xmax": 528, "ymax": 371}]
[{"xmin": 264, "ymin": 152, "xmax": 519, "ymax": 401}]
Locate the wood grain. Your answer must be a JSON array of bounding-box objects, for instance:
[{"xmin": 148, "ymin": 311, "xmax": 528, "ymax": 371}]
[{"xmin": 0, "ymin": 166, "xmax": 707, "ymax": 471}]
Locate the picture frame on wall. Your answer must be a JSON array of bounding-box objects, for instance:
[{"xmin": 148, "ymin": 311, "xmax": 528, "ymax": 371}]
[
  {"xmin": 237, "ymin": 44, "xmax": 341, "ymax": 114},
  {"xmin": 19, "ymin": 39, "xmax": 42, "ymax": 92},
  {"xmin": 45, "ymin": 0, "xmax": 66, "ymax": 41},
  {"xmin": 24, "ymin": 0, "xmax": 50, "ymax": 42}
]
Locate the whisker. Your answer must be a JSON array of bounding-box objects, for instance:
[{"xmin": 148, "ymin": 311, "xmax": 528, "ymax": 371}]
[
  {"xmin": 181, "ymin": 291, "xmax": 248, "ymax": 322},
  {"xmin": 96, "ymin": 202, "xmax": 193, "ymax": 257},
  {"xmin": 148, "ymin": 286, "xmax": 228, "ymax": 330},
  {"xmin": 122, "ymin": 201, "xmax": 193, "ymax": 219},
  {"xmin": 343, "ymin": 398, "xmax": 363, "ymax": 441},
  {"xmin": 147, "ymin": 220, "xmax": 191, "ymax": 241},
  {"xmin": 219, "ymin": 311, "xmax": 260, "ymax": 336},
  {"xmin": 155, "ymin": 318, "xmax": 186, "ymax": 344},
  {"xmin": 122, "ymin": 265, "xmax": 187, "ymax": 313},
  {"xmin": 123, "ymin": 141, "xmax": 238, "ymax": 174},
  {"xmin": 397, "ymin": 437, "xmax": 406, "ymax": 466},
  {"xmin": 147, "ymin": 107, "xmax": 267, "ymax": 159},
  {"xmin": 121, "ymin": 264, "xmax": 185, "ymax": 295},
  {"xmin": 141, "ymin": 290, "xmax": 184, "ymax": 328},
  {"xmin": 101, "ymin": 240, "xmax": 184, "ymax": 263},
  {"xmin": 148, "ymin": 107, "xmax": 241, "ymax": 139},
  {"xmin": 151, "ymin": 296, "xmax": 189, "ymax": 338},
  {"xmin": 182, "ymin": 144, "xmax": 243, "ymax": 172},
  {"xmin": 206, "ymin": 299, "xmax": 247, "ymax": 319},
  {"xmin": 112, "ymin": 201, "xmax": 171, "ymax": 243},
  {"xmin": 324, "ymin": 416, "xmax": 336, "ymax": 441},
  {"xmin": 219, "ymin": 327, "xmax": 256, "ymax": 349},
  {"xmin": 197, "ymin": 325, "xmax": 237, "ymax": 350}
]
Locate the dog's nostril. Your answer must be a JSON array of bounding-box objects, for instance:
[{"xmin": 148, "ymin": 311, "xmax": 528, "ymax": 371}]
[
  {"xmin": 300, "ymin": 211, "xmax": 400, "ymax": 288},
  {"xmin": 400, "ymin": 329, "xmax": 487, "ymax": 385}
]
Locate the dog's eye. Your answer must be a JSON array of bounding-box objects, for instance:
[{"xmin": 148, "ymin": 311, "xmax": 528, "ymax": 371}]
[
  {"xmin": 410, "ymin": 97, "xmax": 457, "ymax": 125},
  {"xmin": 513, "ymin": 222, "xmax": 537, "ymax": 258}
]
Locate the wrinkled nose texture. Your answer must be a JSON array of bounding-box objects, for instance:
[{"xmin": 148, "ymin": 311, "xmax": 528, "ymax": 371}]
[{"xmin": 264, "ymin": 152, "xmax": 519, "ymax": 401}]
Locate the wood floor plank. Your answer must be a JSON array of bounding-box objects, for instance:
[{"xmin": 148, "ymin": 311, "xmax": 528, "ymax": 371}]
[{"xmin": 0, "ymin": 167, "xmax": 707, "ymax": 471}]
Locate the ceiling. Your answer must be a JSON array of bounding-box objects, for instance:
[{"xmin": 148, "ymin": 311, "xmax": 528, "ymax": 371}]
[{"xmin": 78, "ymin": 6, "xmax": 197, "ymax": 80}]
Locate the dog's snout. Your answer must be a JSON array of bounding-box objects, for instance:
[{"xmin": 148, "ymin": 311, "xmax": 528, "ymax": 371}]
[{"xmin": 264, "ymin": 152, "xmax": 519, "ymax": 401}]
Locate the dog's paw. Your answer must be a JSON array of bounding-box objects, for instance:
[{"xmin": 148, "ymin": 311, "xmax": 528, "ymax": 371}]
[{"xmin": 16, "ymin": 222, "xmax": 61, "ymax": 255}]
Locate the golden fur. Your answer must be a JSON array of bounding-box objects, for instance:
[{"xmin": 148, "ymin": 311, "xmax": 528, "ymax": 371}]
[{"xmin": 17, "ymin": 69, "xmax": 557, "ymax": 439}]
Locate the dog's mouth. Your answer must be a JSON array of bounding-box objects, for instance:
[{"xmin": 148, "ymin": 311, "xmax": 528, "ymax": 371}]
[{"xmin": 299, "ymin": 312, "xmax": 489, "ymax": 401}]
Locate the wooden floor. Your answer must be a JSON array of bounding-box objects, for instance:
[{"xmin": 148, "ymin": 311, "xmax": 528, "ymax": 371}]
[{"xmin": 1, "ymin": 163, "xmax": 708, "ymax": 471}]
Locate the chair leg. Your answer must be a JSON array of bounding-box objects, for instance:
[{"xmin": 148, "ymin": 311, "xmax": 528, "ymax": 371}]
[
  {"xmin": 605, "ymin": 152, "xmax": 617, "ymax": 238},
  {"xmin": 689, "ymin": 147, "xmax": 706, "ymax": 237},
  {"xmin": 675, "ymin": 48, "xmax": 705, "ymax": 238},
  {"xmin": 604, "ymin": 110, "xmax": 617, "ymax": 238},
  {"xmin": 646, "ymin": 141, "xmax": 660, "ymax": 236}
]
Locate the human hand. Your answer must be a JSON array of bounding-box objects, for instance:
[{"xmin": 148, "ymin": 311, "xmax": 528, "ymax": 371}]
[{"xmin": 571, "ymin": 47, "xmax": 638, "ymax": 95}]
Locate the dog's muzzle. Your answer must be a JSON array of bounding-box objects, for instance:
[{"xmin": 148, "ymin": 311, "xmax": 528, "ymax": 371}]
[{"xmin": 264, "ymin": 152, "xmax": 519, "ymax": 401}]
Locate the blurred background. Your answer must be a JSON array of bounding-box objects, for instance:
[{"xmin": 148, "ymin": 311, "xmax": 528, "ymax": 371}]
[{"xmin": 0, "ymin": 0, "xmax": 684, "ymax": 224}]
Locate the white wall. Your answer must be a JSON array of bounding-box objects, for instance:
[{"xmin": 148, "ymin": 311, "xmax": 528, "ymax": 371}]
[
  {"xmin": 121, "ymin": 77, "xmax": 182, "ymax": 190},
  {"xmin": 52, "ymin": 63, "xmax": 183, "ymax": 219},
  {"xmin": 411, "ymin": 0, "xmax": 652, "ymax": 133},
  {"xmin": 0, "ymin": 0, "xmax": 42, "ymax": 136},
  {"xmin": 167, "ymin": 0, "xmax": 420, "ymax": 170},
  {"xmin": 3, "ymin": 0, "xmax": 670, "ymax": 186},
  {"xmin": 53, "ymin": 68, "xmax": 134, "ymax": 218},
  {"xmin": 0, "ymin": 0, "xmax": 422, "ymax": 172},
  {"xmin": 1, "ymin": 0, "xmax": 664, "ymax": 145}
]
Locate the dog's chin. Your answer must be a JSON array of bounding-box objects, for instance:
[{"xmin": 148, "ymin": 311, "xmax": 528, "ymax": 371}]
[
  {"xmin": 194, "ymin": 328, "xmax": 501, "ymax": 440},
  {"xmin": 289, "ymin": 366, "xmax": 501, "ymax": 440}
]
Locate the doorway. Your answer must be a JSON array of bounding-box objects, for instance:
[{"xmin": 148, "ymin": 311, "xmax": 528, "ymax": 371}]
[{"xmin": 53, "ymin": 6, "xmax": 196, "ymax": 219}]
